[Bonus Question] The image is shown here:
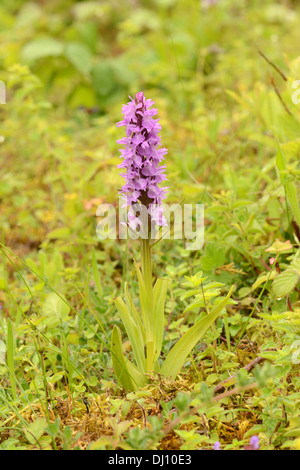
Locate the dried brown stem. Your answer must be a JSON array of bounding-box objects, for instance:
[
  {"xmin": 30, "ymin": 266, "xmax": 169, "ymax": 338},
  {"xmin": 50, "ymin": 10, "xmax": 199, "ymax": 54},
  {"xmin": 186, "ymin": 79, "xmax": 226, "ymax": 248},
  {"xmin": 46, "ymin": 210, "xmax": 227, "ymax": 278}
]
[
  {"xmin": 258, "ymin": 49, "xmax": 287, "ymax": 81},
  {"xmin": 270, "ymin": 76, "xmax": 293, "ymax": 115}
]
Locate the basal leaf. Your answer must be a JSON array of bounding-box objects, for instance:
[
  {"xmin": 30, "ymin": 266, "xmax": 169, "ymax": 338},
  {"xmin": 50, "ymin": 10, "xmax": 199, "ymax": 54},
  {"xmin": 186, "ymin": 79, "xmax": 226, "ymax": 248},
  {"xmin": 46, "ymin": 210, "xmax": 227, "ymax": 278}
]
[
  {"xmin": 161, "ymin": 286, "xmax": 234, "ymax": 379},
  {"xmin": 153, "ymin": 278, "xmax": 169, "ymax": 361},
  {"xmin": 114, "ymin": 297, "xmax": 146, "ymax": 372},
  {"xmin": 111, "ymin": 326, "xmax": 146, "ymax": 391}
]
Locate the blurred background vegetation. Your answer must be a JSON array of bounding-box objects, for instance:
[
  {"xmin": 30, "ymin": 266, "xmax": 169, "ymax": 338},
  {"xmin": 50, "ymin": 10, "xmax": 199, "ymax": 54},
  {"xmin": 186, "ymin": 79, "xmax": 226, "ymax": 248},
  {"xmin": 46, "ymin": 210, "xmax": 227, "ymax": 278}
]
[{"xmin": 1, "ymin": 0, "xmax": 299, "ymax": 256}]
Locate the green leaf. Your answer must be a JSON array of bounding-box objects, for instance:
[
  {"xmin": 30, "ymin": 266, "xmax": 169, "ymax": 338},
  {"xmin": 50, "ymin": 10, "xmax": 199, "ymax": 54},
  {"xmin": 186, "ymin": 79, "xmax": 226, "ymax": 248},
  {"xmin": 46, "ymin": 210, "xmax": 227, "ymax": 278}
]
[
  {"xmin": 280, "ymin": 139, "xmax": 300, "ymax": 161},
  {"xmin": 111, "ymin": 326, "xmax": 146, "ymax": 391},
  {"xmin": 16, "ymin": 3, "xmax": 42, "ymax": 28},
  {"xmin": 153, "ymin": 278, "xmax": 169, "ymax": 361},
  {"xmin": 161, "ymin": 286, "xmax": 234, "ymax": 379},
  {"xmin": 134, "ymin": 259, "xmax": 156, "ymax": 370},
  {"xmin": 272, "ymin": 270, "xmax": 299, "ymax": 298},
  {"xmin": 64, "ymin": 42, "xmax": 92, "ymax": 76},
  {"xmin": 24, "ymin": 418, "xmax": 47, "ymax": 445},
  {"xmin": 200, "ymin": 244, "xmax": 225, "ymax": 271},
  {"xmin": 91, "ymin": 61, "xmax": 116, "ymax": 97},
  {"xmin": 21, "ymin": 37, "xmax": 63, "ymax": 62},
  {"xmin": 252, "ymin": 270, "xmax": 277, "ymax": 291},
  {"xmin": 124, "ymin": 284, "xmax": 146, "ymax": 343},
  {"xmin": 114, "ymin": 297, "xmax": 146, "ymax": 372},
  {"xmin": 42, "ymin": 293, "xmax": 70, "ymax": 322},
  {"xmin": 45, "ymin": 417, "xmax": 60, "ymax": 438},
  {"xmin": 134, "ymin": 260, "xmax": 153, "ymax": 337},
  {"xmin": 46, "ymin": 227, "xmax": 71, "ymax": 240}
]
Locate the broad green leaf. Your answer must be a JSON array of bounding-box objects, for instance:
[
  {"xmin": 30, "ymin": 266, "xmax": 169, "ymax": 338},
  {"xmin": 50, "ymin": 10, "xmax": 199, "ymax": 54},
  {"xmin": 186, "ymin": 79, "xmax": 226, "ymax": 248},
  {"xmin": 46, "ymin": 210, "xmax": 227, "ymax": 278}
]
[
  {"xmin": 16, "ymin": 3, "xmax": 42, "ymax": 28},
  {"xmin": 200, "ymin": 244, "xmax": 225, "ymax": 271},
  {"xmin": 46, "ymin": 227, "xmax": 71, "ymax": 240},
  {"xmin": 42, "ymin": 292, "xmax": 70, "ymax": 325},
  {"xmin": 292, "ymin": 257, "xmax": 300, "ymax": 275},
  {"xmin": 64, "ymin": 42, "xmax": 92, "ymax": 76},
  {"xmin": 91, "ymin": 61, "xmax": 116, "ymax": 97},
  {"xmin": 265, "ymin": 239, "xmax": 293, "ymax": 253},
  {"xmin": 46, "ymin": 372, "xmax": 65, "ymax": 384},
  {"xmin": 111, "ymin": 326, "xmax": 146, "ymax": 391},
  {"xmin": 280, "ymin": 139, "xmax": 300, "ymax": 161},
  {"xmin": 161, "ymin": 286, "xmax": 234, "ymax": 379},
  {"xmin": 272, "ymin": 270, "xmax": 299, "ymax": 298},
  {"xmin": 73, "ymin": 1, "xmax": 99, "ymax": 20},
  {"xmin": 24, "ymin": 418, "xmax": 47, "ymax": 445},
  {"xmin": 21, "ymin": 37, "xmax": 63, "ymax": 62}
]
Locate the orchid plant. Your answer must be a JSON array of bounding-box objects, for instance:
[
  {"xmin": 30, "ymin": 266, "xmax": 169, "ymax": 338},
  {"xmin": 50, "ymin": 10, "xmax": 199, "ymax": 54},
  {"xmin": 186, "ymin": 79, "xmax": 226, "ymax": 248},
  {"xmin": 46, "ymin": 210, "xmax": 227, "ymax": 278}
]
[{"xmin": 112, "ymin": 92, "xmax": 234, "ymax": 391}]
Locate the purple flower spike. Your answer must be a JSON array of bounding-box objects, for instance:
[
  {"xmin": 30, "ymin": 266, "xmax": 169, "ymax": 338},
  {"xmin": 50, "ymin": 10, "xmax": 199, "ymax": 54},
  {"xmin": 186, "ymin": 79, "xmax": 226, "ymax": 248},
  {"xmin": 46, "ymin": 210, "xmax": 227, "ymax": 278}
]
[
  {"xmin": 117, "ymin": 92, "xmax": 168, "ymax": 228},
  {"xmin": 213, "ymin": 441, "xmax": 221, "ymax": 450}
]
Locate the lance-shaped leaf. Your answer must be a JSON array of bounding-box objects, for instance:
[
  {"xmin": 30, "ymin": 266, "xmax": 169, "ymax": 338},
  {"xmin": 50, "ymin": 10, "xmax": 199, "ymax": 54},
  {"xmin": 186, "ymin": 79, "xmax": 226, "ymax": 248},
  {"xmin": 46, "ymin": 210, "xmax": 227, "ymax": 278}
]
[
  {"xmin": 114, "ymin": 297, "xmax": 146, "ymax": 372},
  {"xmin": 161, "ymin": 286, "xmax": 234, "ymax": 379},
  {"xmin": 111, "ymin": 326, "xmax": 146, "ymax": 391},
  {"xmin": 134, "ymin": 260, "xmax": 155, "ymax": 372},
  {"xmin": 153, "ymin": 278, "xmax": 169, "ymax": 361},
  {"xmin": 124, "ymin": 283, "xmax": 146, "ymax": 345},
  {"xmin": 134, "ymin": 260, "xmax": 153, "ymax": 336}
]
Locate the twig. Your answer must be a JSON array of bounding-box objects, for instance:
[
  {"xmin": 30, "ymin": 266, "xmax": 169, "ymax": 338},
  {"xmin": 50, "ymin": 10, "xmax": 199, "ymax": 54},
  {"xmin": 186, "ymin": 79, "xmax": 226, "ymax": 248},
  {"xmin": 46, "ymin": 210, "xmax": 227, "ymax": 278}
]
[
  {"xmin": 214, "ymin": 356, "xmax": 265, "ymax": 394},
  {"xmin": 270, "ymin": 76, "xmax": 293, "ymax": 115},
  {"xmin": 137, "ymin": 402, "xmax": 147, "ymax": 428},
  {"xmin": 212, "ymin": 383, "xmax": 258, "ymax": 402},
  {"xmin": 258, "ymin": 49, "xmax": 287, "ymax": 81}
]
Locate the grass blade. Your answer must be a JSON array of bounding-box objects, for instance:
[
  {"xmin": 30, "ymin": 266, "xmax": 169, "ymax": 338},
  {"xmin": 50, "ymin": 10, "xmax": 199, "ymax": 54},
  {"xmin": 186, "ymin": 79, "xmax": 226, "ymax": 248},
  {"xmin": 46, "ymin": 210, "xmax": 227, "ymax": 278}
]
[{"xmin": 6, "ymin": 319, "xmax": 17, "ymax": 400}]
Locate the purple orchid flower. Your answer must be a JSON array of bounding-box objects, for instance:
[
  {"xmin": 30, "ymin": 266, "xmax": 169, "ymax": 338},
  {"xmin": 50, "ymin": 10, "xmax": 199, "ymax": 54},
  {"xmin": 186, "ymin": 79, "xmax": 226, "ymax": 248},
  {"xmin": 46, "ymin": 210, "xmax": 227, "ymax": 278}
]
[
  {"xmin": 213, "ymin": 441, "xmax": 221, "ymax": 450},
  {"xmin": 244, "ymin": 435, "xmax": 260, "ymax": 450},
  {"xmin": 117, "ymin": 92, "xmax": 168, "ymax": 232}
]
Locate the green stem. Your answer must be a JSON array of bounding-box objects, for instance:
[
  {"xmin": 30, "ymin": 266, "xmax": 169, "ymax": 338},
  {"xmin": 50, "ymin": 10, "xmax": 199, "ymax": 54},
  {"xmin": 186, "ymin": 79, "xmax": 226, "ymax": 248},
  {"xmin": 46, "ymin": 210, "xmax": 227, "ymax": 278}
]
[
  {"xmin": 141, "ymin": 238, "xmax": 154, "ymax": 371},
  {"xmin": 141, "ymin": 238, "xmax": 152, "ymax": 296}
]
